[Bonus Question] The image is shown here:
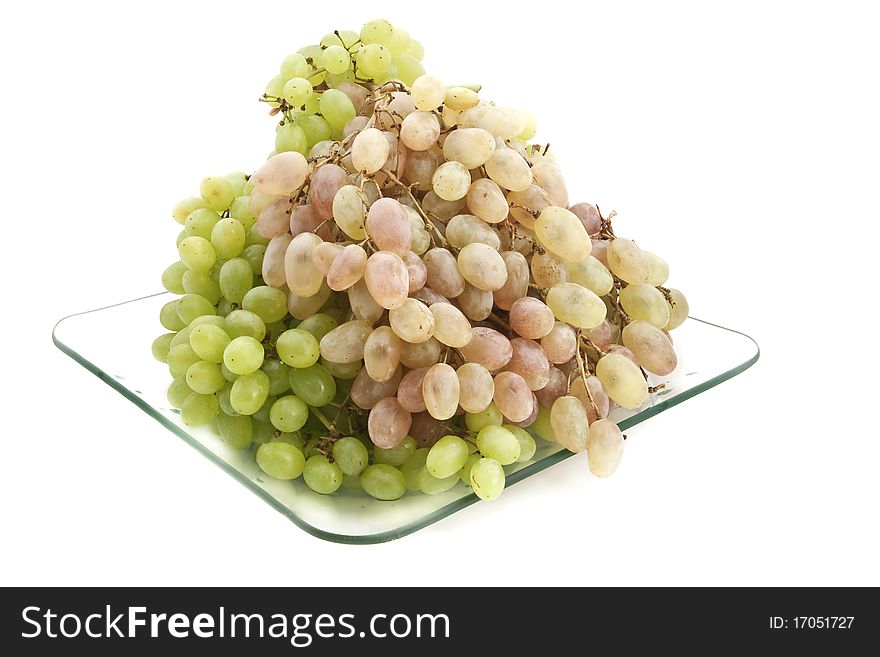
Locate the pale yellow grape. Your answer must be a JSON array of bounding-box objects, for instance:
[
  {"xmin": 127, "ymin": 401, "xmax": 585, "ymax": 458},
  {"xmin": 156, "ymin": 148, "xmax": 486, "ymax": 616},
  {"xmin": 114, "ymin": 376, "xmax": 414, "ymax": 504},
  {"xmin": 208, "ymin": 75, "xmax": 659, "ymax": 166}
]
[
  {"xmin": 319, "ymin": 44, "xmax": 350, "ymax": 74},
  {"xmin": 332, "ymin": 185, "xmax": 367, "ymax": 239},
  {"xmin": 389, "ymin": 298, "xmax": 435, "ymax": 344},
  {"xmin": 178, "ymin": 236, "xmax": 216, "ymax": 273},
  {"xmin": 411, "ymin": 74, "xmax": 446, "ymax": 111},
  {"xmin": 431, "ymin": 161, "xmax": 471, "ymax": 201},
  {"xmin": 441, "ymin": 128, "xmax": 496, "ymax": 169},
  {"xmin": 366, "ymin": 198, "xmax": 411, "ymax": 256},
  {"xmin": 351, "ymin": 128, "xmax": 390, "ymax": 174},
  {"xmin": 429, "ymin": 303, "xmax": 472, "ymax": 348},
  {"xmin": 664, "ymin": 288, "xmax": 689, "ymax": 330},
  {"xmin": 326, "ymin": 244, "xmax": 367, "ymax": 291},
  {"xmin": 445, "ymin": 214, "xmax": 501, "ymax": 249},
  {"xmin": 445, "ymin": 86, "xmax": 479, "ymax": 110},
  {"xmin": 459, "ymin": 106, "xmax": 519, "ymax": 139},
  {"xmin": 509, "ymin": 297, "xmax": 555, "ymax": 339},
  {"xmin": 476, "ymin": 425, "xmax": 521, "ymax": 465},
  {"xmin": 465, "ymin": 402, "xmax": 503, "ymax": 433},
  {"xmin": 587, "ymin": 419, "xmax": 625, "ymax": 477},
  {"xmin": 566, "ymin": 255, "xmax": 614, "ymax": 296},
  {"xmin": 280, "ymin": 52, "xmax": 309, "ymax": 78},
  {"xmin": 457, "ymin": 243, "xmax": 508, "ymax": 291},
  {"xmin": 363, "ymin": 326, "xmax": 403, "ymax": 383},
  {"xmin": 531, "ymin": 157, "xmax": 569, "ymax": 207},
  {"xmin": 248, "ymin": 189, "xmax": 281, "ymax": 218},
  {"xmin": 622, "ymin": 320, "xmax": 677, "ymax": 376},
  {"xmin": 422, "ymin": 363, "xmax": 460, "ymax": 420},
  {"xmin": 466, "ymin": 178, "xmax": 508, "ymax": 224},
  {"xmin": 172, "ymin": 197, "xmax": 206, "ymax": 225},
  {"xmin": 643, "ymin": 251, "xmax": 669, "ymax": 286},
  {"xmin": 606, "ymin": 238, "xmax": 650, "ymax": 284},
  {"xmin": 397, "ymin": 367, "xmax": 428, "ymax": 412},
  {"xmin": 404, "ymin": 147, "xmax": 442, "ymax": 192},
  {"xmin": 530, "ymin": 251, "xmax": 568, "ymax": 288},
  {"xmin": 516, "ymin": 111, "xmax": 537, "ymax": 141},
  {"xmin": 399, "ymin": 337, "xmax": 442, "ymax": 369},
  {"xmin": 394, "ymin": 54, "xmax": 425, "ymax": 86},
  {"xmin": 619, "ymin": 283, "xmax": 671, "ymax": 328},
  {"xmin": 530, "ymin": 406, "xmax": 556, "ymax": 443},
  {"xmin": 287, "ymin": 281, "xmax": 331, "ymax": 320},
  {"xmin": 455, "ymin": 362, "xmax": 494, "ymax": 413},
  {"xmin": 546, "ymin": 283, "xmax": 606, "ymax": 329},
  {"xmin": 550, "ymin": 396, "xmax": 589, "ymax": 452},
  {"xmin": 421, "ymin": 191, "xmax": 465, "ymax": 221},
  {"xmin": 364, "ymin": 251, "xmax": 409, "ymax": 310},
  {"xmin": 368, "ymin": 398, "xmax": 412, "ymax": 449},
  {"xmin": 400, "ymin": 111, "xmax": 441, "ymax": 151},
  {"xmin": 405, "ymin": 207, "xmax": 431, "ymax": 255},
  {"xmin": 251, "ymin": 152, "xmax": 309, "ymax": 195},
  {"xmin": 507, "ymin": 184, "xmax": 551, "ymax": 229},
  {"xmin": 595, "ymin": 353, "xmax": 648, "ymax": 409},
  {"xmin": 424, "ymin": 248, "xmax": 465, "ymax": 298},
  {"xmin": 184, "ymin": 208, "xmax": 221, "ymax": 240},
  {"xmin": 470, "ymin": 458, "xmax": 505, "ymax": 500},
  {"xmin": 200, "ymin": 176, "xmax": 235, "ymax": 212},
  {"xmin": 570, "ymin": 375, "xmax": 610, "ymax": 424},
  {"xmin": 457, "ymin": 283, "xmax": 494, "ymax": 321},
  {"xmin": 319, "ymin": 320, "xmax": 373, "ymax": 364},
  {"xmin": 351, "ymin": 366, "xmax": 403, "ymax": 410},
  {"xmin": 311, "ymin": 241, "xmax": 343, "ymax": 275},
  {"xmin": 282, "ymin": 77, "xmax": 313, "ymax": 106},
  {"xmin": 492, "ymin": 371, "xmax": 533, "ymax": 423},
  {"xmin": 441, "ymin": 105, "xmax": 460, "ymax": 129},
  {"xmin": 541, "ymin": 322, "xmax": 578, "ymax": 364},
  {"xmin": 493, "ymin": 251, "xmax": 529, "ymax": 311},
  {"xmin": 412, "ymin": 287, "xmax": 447, "ymax": 306},
  {"xmin": 484, "ymin": 143, "xmax": 532, "ymax": 191},
  {"xmin": 534, "ymin": 206, "xmax": 591, "ymax": 262},
  {"xmin": 348, "ymin": 279, "xmax": 384, "ymax": 323},
  {"xmin": 402, "ymin": 251, "xmax": 426, "ymax": 293},
  {"xmin": 284, "ymin": 232, "xmax": 324, "ymax": 297}
]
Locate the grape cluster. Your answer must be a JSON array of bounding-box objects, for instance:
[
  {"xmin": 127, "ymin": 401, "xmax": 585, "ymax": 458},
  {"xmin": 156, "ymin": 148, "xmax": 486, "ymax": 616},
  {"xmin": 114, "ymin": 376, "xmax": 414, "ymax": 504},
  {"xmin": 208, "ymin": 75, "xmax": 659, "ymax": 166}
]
[{"xmin": 152, "ymin": 18, "xmax": 689, "ymax": 502}]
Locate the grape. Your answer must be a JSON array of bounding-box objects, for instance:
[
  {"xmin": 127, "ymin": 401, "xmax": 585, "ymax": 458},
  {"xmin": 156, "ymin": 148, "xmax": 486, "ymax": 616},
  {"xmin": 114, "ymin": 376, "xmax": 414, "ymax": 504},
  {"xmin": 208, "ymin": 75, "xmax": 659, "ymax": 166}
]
[
  {"xmin": 422, "ymin": 190, "xmax": 465, "ymax": 221},
  {"xmin": 276, "ymin": 328, "xmax": 320, "ymax": 368},
  {"xmin": 389, "ymin": 298, "xmax": 435, "ymax": 344},
  {"xmin": 431, "ymin": 161, "xmax": 471, "ymax": 201},
  {"xmin": 351, "ymin": 128, "xmax": 389, "ymax": 174},
  {"xmin": 303, "ymin": 455, "xmax": 343, "ymax": 495},
  {"xmin": 269, "ymin": 395, "xmax": 309, "ymax": 432},
  {"xmin": 251, "ymin": 152, "xmax": 309, "ymax": 195},
  {"xmin": 312, "ymin": 244, "xmax": 344, "ymax": 277},
  {"xmin": 224, "ymin": 310, "xmax": 265, "ymax": 340},
  {"xmin": 178, "ymin": 236, "xmax": 216, "ymax": 272},
  {"xmin": 587, "ymin": 419, "xmax": 625, "ymax": 477},
  {"xmin": 445, "ymin": 86, "xmax": 479, "ymax": 110},
  {"xmin": 242, "ymin": 244, "xmax": 266, "ymax": 274},
  {"xmin": 299, "ymin": 115, "xmax": 333, "ymax": 148},
  {"xmin": 189, "ymin": 324, "xmax": 230, "ymax": 363},
  {"xmin": 394, "ymin": 54, "xmax": 425, "ymax": 86},
  {"xmin": 374, "ymin": 436, "xmax": 417, "ymax": 467},
  {"xmin": 621, "ymin": 320, "xmax": 677, "ymax": 375},
  {"xmin": 309, "ymin": 163, "xmax": 348, "ymax": 219},
  {"xmin": 464, "ymin": 401, "xmax": 503, "ymax": 432},
  {"xmin": 426, "ymin": 435, "xmax": 469, "ymax": 479},
  {"xmin": 411, "ymin": 74, "xmax": 445, "ymax": 111},
  {"xmin": 162, "ymin": 261, "xmax": 188, "ymax": 294},
  {"xmin": 550, "ymin": 396, "xmax": 589, "ymax": 452},
  {"xmin": 181, "ymin": 270, "xmax": 220, "ymax": 304},
  {"xmin": 412, "ymin": 286, "xmax": 448, "ymax": 307},
  {"xmin": 505, "ymin": 338, "xmax": 551, "ymax": 391},
  {"xmin": 570, "ymin": 202, "xmax": 602, "ymax": 235},
  {"xmin": 327, "ymin": 244, "xmax": 367, "ymax": 291},
  {"xmin": 531, "ymin": 156, "xmax": 569, "ymax": 206},
  {"xmin": 180, "ymin": 392, "xmax": 219, "ymax": 427},
  {"xmin": 211, "ymin": 217, "xmax": 246, "ymax": 259},
  {"xmin": 230, "ymin": 370, "xmax": 270, "ymax": 415},
  {"xmin": 508, "ymin": 184, "xmax": 551, "ymax": 229},
  {"xmin": 185, "ymin": 208, "xmax": 221, "ymax": 239},
  {"xmin": 320, "ymin": 320, "xmax": 373, "ymax": 363},
  {"xmin": 332, "ymin": 185, "xmax": 366, "ymax": 240},
  {"xmin": 322, "ymin": 358, "xmax": 361, "ymax": 381},
  {"xmin": 455, "ymin": 362, "xmax": 494, "ymax": 413},
  {"xmin": 445, "ymin": 214, "xmax": 501, "ymax": 250},
  {"xmin": 348, "ymin": 279, "xmax": 384, "ymax": 323},
  {"xmin": 644, "ymin": 252, "xmax": 669, "ymax": 286},
  {"xmin": 287, "ymin": 280, "xmax": 332, "ymax": 320},
  {"xmin": 248, "ymin": 189, "xmax": 280, "ymax": 219},
  {"xmin": 262, "ymin": 359, "xmax": 292, "ymax": 396},
  {"xmin": 361, "ymin": 464, "xmax": 407, "ymax": 500},
  {"xmin": 595, "ymin": 353, "xmax": 648, "ymax": 409},
  {"xmin": 242, "ymin": 286, "xmax": 288, "ymax": 323},
  {"xmin": 400, "ymin": 111, "xmax": 441, "ymax": 151},
  {"xmin": 664, "ymin": 288, "xmax": 689, "ymax": 330},
  {"xmin": 484, "ymin": 143, "xmax": 532, "ymax": 191},
  {"xmin": 619, "ymin": 283, "xmax": 671, "ymax": 328},
  {"xmin": 221, "ymin": 257, "xmax": 255, "ymax": 303},
  {"xmin": 441, "ymin": 128, "xmax": 496, "ymax": 169},
  {"xmin": 404, "ymin": 147, "xmax": 442, "ymax": 192},
  {"xmin": 318, "ymin": 90, "xmax": 356, "ymax": 134},
  {"xmin": 535, "ymin": 206, "xmax": 591, "ymax": 263},
  {"xmin": 424, "ymin": 247, "xmax": 466, "ymax": 298},
  {"xmin": 397, "ymin": 367, "xmax": 428, "ymax": 412},
  {"xmin": 458, "ymin": 453, "xmax": 481, "ymax": 485},
  {"xmin": 256, "ymin": 442, "xmax": 305, "ymax": 479},
  {"xmin": 151, "ymin": 333, "xmax": 175, "ymax": 363},
  {"xmin": 466, "ymin": 178, "xmax": 508, "ymax": 224},
  {"xmin": 457, "ymin": 243, "xmax": 508, "ymax": 292},
  {"xmin": 351, "ymin": 366, "xmax": 403, "ymax": 410},
  {"xmin": 509, "ymin": 297, "xmax": 555, "ymax": 339},
  {"xmin": 476, "ymin": 425, "xmax": 520, "ymax": 465},
  {"xmin": 368, "ymin": 397, "xmax": 412, "ymax": 448},
  {"xmin": 223, "ymin": 336, "xmax": 264, "ymax": 375},
  {"xmin": 503, "ymin": 424, "xmax": 537, "ymax": 462},
  {"xmin": 289, "ymin": 364, "xmax": 337, "ymax": 406},
  {"xmin": 606, "ymin": 238, "xmax": 650, "ymax": 284},
  {"xmin": 530, "ymin": 406, "xmax": 557, "ymax": 443},
  {"xmin": 546, "ymin": 283, "xmax": 606, "ymax": 328},
  {"xmin": 364, "ymin": 326, "xmax": 403, "ymax": 382},
  {"xmin": 364, "ymin": 251, "xmax": 409, "ymax": 309},
  {"xmin": 457, "ymin": 283, "xmax": 494, "ymax": 321},
  {"xmin": 567, "ymin": 255, "xmax": 614, "ymax": 296},
  {"xmin": 168, "ymin": 346, "xmax": 201, "ymax": 380},
  {"xmin": 535, "ymin": 366, "xmax": 567, "ymax": 408},
  {"xmin": 460, "ymin": 327, "xmax": 513, "ymax": 371},
  {"xmin": 607, "ymin": 344, "xmax": 639, "ymax": 366},
  {"xmin": 172, "ymin": 196, "xmax": 207, "ymax": 225},
  {"xmin": 570, "ymin": 375, "xmax": 610, "ymax": 424},
  {"xmin": 275, "ymin": 123, "xmax": 308, "ymax": 155},
  {"xmin": 217, "ymin": 412, "xmax": 253, "ymax": 449},
  {"xmin": 530, "ymin": 251, "xmax": 568, "ymax": 288},
  {"xmin": 422, "ymin": 363, "xmax": 460, "ymax": 420},
  {"xmin": 320, "ymin": 45, "xmax": 351, "ymax": 74},
  {"xmin": 404, "ymin": 251, "xmax": 428, "ymax": 292},
  {"xmin": 366, "ymin": 198, "xmax": 411, "ymax": 256},
  {"xmin": 427, "ymin": 302, "xmax": 471, "ymax": 348},
  {"xmin": 290, "ymin": 203, "xmax": 331, "ymax": 240},
  {"xmin": 160, "ymin": 301, "xmax": 186, "ymax": 331},
  {"xmin": 285, "ymin": 232, "xmax": 324, "ymax": 297},
  {"xmin": 176, "ymin": 294, "xmax": 215, "ymax": 325},
  {"xmin": 469, "ymin": 458, "xmax": 505, "ymax": 500},
  {"xmin": 357, "ymin": 43, "xmax": 392, "ymax": 77},
  {"xmin": 492, "ymin": 371, "xmax": 533, "ymax": 423}
]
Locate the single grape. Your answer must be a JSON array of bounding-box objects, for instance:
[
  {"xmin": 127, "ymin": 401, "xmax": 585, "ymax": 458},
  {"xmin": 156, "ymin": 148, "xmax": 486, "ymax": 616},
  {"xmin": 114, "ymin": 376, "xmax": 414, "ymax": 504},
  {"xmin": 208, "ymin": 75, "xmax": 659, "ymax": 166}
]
[
  {"xmin": 289, "ymin": 364, "xmax": 337, "ymax": 406},
  {"xmin": 470, "ymin": 458, "xmax": 505, "ymax": 500},
  {"xmin": 426, "ymin": 435, "xmax": 469, "ymax": 479},
  {"xmin": 303, "ymin": 455, "xmax": 343, "ymax": 494},
  {"xmin": 269, "ymin": 395, "xmax": 309, "ymax": 433},
  {"xmin": 276, "ymin": 328, "xmax": 320, "ymax": 369},
  {"xmin": 331, "ymin": 437, "xmax": 369, "ymax": 476},
  {"xmin": 223, "ymin": 336, "xmax": 264, "ymax": 375},
  {"xmin": 217, "ymin": 412, "xmax": 253, "ymax": 449},
  {"xmin": 360, "ymin": 464, "xmax": 407, "ymax": 501},
  {"xmin": 180, "ymin": 392, "xmax": 219, "ymax": 427},
  {"xmin": 257, "ymin": 442, "xmax": 306, "ymax": 479}
]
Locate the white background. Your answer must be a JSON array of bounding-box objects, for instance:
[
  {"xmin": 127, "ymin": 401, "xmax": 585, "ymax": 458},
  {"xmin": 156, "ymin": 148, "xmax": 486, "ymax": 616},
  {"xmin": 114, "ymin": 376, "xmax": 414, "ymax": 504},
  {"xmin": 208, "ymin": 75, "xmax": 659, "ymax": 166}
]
[{"xmin": 2, "ymin": 0, "xmax": 877, "ymax": 586}]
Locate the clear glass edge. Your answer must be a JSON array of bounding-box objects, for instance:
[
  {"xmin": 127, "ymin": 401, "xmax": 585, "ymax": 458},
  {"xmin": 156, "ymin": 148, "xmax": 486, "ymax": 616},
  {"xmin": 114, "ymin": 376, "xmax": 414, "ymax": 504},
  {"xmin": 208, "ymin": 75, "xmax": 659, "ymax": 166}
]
[{"xmin": 52, "ymin": 293, "xmax": 760, "ymax": 545}]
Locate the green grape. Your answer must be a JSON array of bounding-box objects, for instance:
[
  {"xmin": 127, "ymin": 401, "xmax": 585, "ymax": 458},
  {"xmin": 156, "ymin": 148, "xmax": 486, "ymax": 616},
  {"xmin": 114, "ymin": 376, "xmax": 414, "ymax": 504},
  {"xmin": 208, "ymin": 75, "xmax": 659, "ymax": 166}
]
[
  {"xmin": 530, "ymin": 406, "xmax": 557, "ymax": 443},
  {"xmin": 182, "ymin": 269, "xmax": 221, "ymax": 304},
  {"xmin": 476, "ymin": 425, "xmax": 521, "ymax": 465},
  {"xmin": 341, "ymin": 474, "xmax": 363, "ymax": 492},
  {"xmin": 264, "ymin": 75, "xmax": 284, "ymax": 107},
  {"xmin": 417, "ymin": 467, "xmax": 459, "ymax": 495},
  {"xmin": 298, "ymin": 93, "xmax": 320, "ymax": 116},
  {"xmin": 223, "ymin": 336, "xmax": 264, "ymax": 375},
  {"xmin": 230, "ymin": 370, "xmax": 270, "ymax": 415},
  {"xmin": 297, "ymin": 115, "xmax": 333, "ymax": 148},
  {"xmin": 276, "ymin": 329, "xmax": 320, "ymax": 368},
  {"xmin": 225, "ymin": 172, "xmax": 249, "ymax": 197},
  {"xmin": 176, "ymin": 293, "xmax": 215, "ymax": 325},
  {"xmin": 280, "ymin": 53, "xmax": 309, "ymax": 79},
  {"xmin": 178, "ymin": 236, "xmax": 216, "ymax": 273},
  {"xmin": 282, "ymin": 77, "xmax": 312, "ymax": 106},
  {"xmin": 272, "ymin": 432, "xmax": 304, "ymax": 450},
  {"xmin": 166, "ymin": 375, "xmax": 192, "ymax": 408},
  {"xmin": 321, "ymin": 358, "xmax": 361, "ymax": 380},
  {"xmin": 357, "ymin": 44, "xmax": 392, "ymax": 78},
  {"xmin": 242, "ymin": 244, "xmax": 267, "ymax": 273},
  {"xmin": 172, "ymin": 196, "xmax": 207, "ymax": 225},
  {"xmin": 169, "ymin": 326, "xmax": 191, "ymax": 349},
  {"xmin": 217, "ymin": 300, "xmax": 234, "ymax": 317},
  {"xmin": 320, "ymin": 45, "xmax": 351, "ymax": 75},
  {"xmin": 296, "ymin": 313, "xmax": 338, "ymax": 342},
  {"xmin": 218, "ymin": 382, "xmax": 238, "ymax": 416},
  {"xmin": 219, "ymin": 258, "xmax": 254, "ymax": 305},
  {"xmin": 161, "ymin": 261, "xmax": 188, "ymax": 294},
  {"xmin": 320, "ymin": 30, "xmax": 359, "ymax": 48},
  {"xmin": 401, "ymin": 448, "xmax": 430, "ymax": 491},
  {"xmin": 265, "ymin": 321, "xmax": 289, "ymax": 344},
  {"xmin": 470, "ymin": 458, "xmax": 505, "ymax": 500},
  {"xmin": 180, "ymin": 392, "xmax": 219, "ymax": 427},
  {"xmin": 229, "ymin": 196, "xmax": 256, "ymax": 231},
  {"xmin": 176, "ymin": 229, "xmax": 187, "ymax": 246},
  {"xmin": 373, "ymin": 436, "xmax": 417, "ymax": 467},
  {"xmin": 189, "ymin": 315, "xmax": 226, "ymax": 330},
  {"xmin": 200, "ymin": 176, "xmax": 235, "ymax": 212},
  {"xmin": 252, "ymin": 395, "xmax": 276, "ymax": 424},
  {"xmin": 503, "ymin": 424, "xmax": 537, "ymax": 462},
  {"xmin": 224, "ymin": 309, "xmax": 266, "ymax": 340},
  {"xmin": 392, "ymin": 54, "xmax": 424, "ymax": 86},
  {"xmin": 360, "ymin": 18, "xmax": 394, "ymax": 46},
  {"xmin": 188, "ymin": 324, "xmax": 229, "ymax": 363},
  {"xmin": 262, "ymin": 359, "xmax": 292, "ymax": 395},
  {"xmin": 167, "ymin": 344, "xmax": 200, "ymax": 377},
  {"xmin": 217, "ymin": 412, "xmax": 253, "ymax": 449},
  {"xmin": 361, "ymin": 464, "xmax": 406, "ymax": 501},
  {"xmin": 220, "ymin": 362, "xmax": 238, "ymax": 382},
  {"xmin": 269, "ymin": 395, "xmax": 309, "ymax": 432},
  {"xmin": 303, "ymin": 455, "xmax": 343, "ymax": 494},
  {"xmin": 331, "ymin": 436, "xmax": 369, "ymax": 476},
  {"xmin": 289, "ymin": 364, "xmax": 336, "ymax": 406},
  {"xmin": 245, "ymin": 225, "xmax": 270, "ymax": 247},
  {"xmin": 326, "ymin": 69, "xmax": 356, "ymax": 87},
  {"xmin": 275, "ymin": 123, "xmax": 309, "ymax": 155},
  {"xmin": 252, "ymin": 421, "xmax": 275, "ymax": 447},
  {"xmin": 186, "ymin": 361, "xmax": 226, "ymax": 395},
  {"xmin": 184, "ymin": 208, "xmax": 221, "ymax": 240},
  {"xmin": 426, "ymin": 435, "xmax": 469, "ymax": 479},
  {"xmin": 256, "ymin": 442, "xmax": 306, "ymax": 479},
  {"xmin": 211, "ymin": 217, "xmax": 246, "ymax": 259},
  {"xmin": 458, "ymin": 453, "xmax": 481, "ymax": 485},
  {"xmin": 318, "ymin": 89, "xmax": 356, "ymax": 134},
  {"xmin": 464, "ymin": 402, "xmax": 503, "ymax": 432},
  {"xmin": 160, "ymin": 300, "xmax": 185, "ymax": 331},
  {"xmin": 242, "ymin": 286, "xmax": 287, "ymax": 323}
]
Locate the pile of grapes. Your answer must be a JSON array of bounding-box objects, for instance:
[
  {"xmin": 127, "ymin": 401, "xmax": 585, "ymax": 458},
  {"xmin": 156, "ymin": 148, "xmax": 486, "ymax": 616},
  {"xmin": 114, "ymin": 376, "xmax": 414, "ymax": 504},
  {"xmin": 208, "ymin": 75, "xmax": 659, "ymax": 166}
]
[{"xmin": 152, "ymin": 18, "xmax": 689, "ymax": 502}]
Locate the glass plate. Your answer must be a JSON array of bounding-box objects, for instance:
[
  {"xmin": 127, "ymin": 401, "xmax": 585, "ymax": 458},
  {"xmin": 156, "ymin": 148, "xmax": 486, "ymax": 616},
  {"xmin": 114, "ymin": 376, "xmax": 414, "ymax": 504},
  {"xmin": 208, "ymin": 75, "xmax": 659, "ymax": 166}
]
[{"xmin": 53, "ymin": 293, "xmax": 759, "ymax": 544}]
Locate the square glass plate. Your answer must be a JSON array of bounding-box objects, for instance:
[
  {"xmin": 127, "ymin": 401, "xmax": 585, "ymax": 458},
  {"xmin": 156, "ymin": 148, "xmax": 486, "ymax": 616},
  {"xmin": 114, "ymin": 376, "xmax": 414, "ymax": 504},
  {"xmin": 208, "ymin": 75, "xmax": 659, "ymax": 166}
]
[{"xmin": 53, "ymin": 293, "xmax": 759, "ymax": 544}]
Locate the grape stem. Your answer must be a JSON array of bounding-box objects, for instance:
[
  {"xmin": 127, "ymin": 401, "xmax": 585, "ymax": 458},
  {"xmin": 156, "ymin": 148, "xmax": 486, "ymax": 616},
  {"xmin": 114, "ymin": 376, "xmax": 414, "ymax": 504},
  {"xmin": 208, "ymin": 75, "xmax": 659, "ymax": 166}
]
[
  {"xmin": 311, "ymin": 407, "xmax": 339, "ymax": 438},
  {"xmin": 573, "ymin": 337, "xmax": 601, "ymax": 419}
]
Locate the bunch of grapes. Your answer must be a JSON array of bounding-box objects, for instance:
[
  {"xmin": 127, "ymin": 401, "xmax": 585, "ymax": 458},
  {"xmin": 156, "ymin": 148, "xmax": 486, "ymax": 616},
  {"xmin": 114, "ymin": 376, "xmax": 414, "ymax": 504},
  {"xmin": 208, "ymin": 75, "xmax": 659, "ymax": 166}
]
[{"xmin": 152, "ymin": 18, "xmax": 689, "ymax": 502}]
